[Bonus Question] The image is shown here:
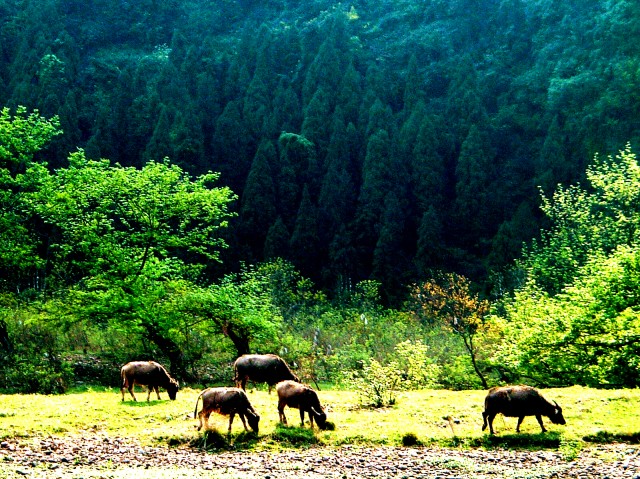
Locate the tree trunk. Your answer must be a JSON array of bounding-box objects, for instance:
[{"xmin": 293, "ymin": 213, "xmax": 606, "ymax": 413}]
[
  {"xmin": 143, "ymin": 324, "xmax": 188, "ymax": 381},
  {"xmin": 0, "ymin": 319, "xmax": 12, "ymax": 354},
  {"xmin": 463, "ymin": 335, "xmax": 488, "ymax": 389},
  {"xmin": 223, "ymin": 324, "xmax": 251, "ymax": 357}
]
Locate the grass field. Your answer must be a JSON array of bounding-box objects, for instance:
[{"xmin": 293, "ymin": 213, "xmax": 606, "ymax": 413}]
[{"xmin": 1, "ymin": 385, "xmax": 639, "ymax": 454}]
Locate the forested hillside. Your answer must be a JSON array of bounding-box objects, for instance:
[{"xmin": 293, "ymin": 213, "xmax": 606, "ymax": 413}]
[{"xmin": 2, "ymin": 0, "xmax": 638, "ymax": 300}]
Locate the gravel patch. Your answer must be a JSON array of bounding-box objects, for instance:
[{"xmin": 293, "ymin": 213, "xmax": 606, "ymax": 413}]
[{"xmin": 1, "ymin": 437, "xmax": 639, "ymax": 478}]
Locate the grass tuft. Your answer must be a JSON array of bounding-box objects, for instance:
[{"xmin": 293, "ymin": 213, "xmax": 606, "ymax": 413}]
[
  {"xmin": 469, "ymin": 432, "xmax": 562, "ymax": 449},
  {"xmin": 401, "ymin": 432, "xmax": 421, "ymax": 446},
  {"xmin": 270, "ymin": 424, "xmax": 320, "ymax": 447},
  {"xmin": 322, "ymin": 420, "xmax": 336, "ymax": 431},
  {"xmin": 583, "ymin": 430, "xmax": 640, "ymax": 444},
  {"xmin": 191, "ymin": 429, "xmax": 228, "ymax": 450}
]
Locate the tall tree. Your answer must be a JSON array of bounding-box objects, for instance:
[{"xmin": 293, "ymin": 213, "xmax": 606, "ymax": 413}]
[{"xmin": 240, "ymin": 139, "xmax": 277, "ymax": 260}]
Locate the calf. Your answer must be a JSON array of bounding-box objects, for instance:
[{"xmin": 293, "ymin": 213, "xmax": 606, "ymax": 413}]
[
  {"xmin": 482, "ymin": 385, "xmax": 566, "ymax": 434},
  {"xmin": 120, "ymin": 361, "xmax": 179, "ymax": 402},
  {"xmin": 276, "ymin": 380, "xmax": 327, "ymax": 429},
  {"xmin": 194, "ymin": 387, "xmax": 260, "ymax": 434}
]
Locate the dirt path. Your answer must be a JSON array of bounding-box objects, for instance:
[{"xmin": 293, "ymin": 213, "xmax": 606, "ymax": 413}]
[{"xmin": 2, "ymin": 437, "xmax": 639, "ymax": 478}]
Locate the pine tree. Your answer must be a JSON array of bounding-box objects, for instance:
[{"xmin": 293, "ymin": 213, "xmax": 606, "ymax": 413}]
[
  {"xmin": 289, "ymin": 185, "xmax": 320, "ymax": 276},
  {"xmin": 240, "ymin": 139, "xmax": 278, "ymax": 259},
  {"xmin": 301, "ymin": 87, "xmax": 332, "ymax": 155},
  {"xmin": 212, "ymin": 99, "xmax": 253, "ymax": 192},
  {"xmin": 336, "ymin": 61, "xmax": 363, "ymax": 126},
  {"xmin": 144, "ymin": 105, "xmax": 174, "ymax": 161},
  {"xmin": 454, "ymin": 125, "xmax": 496, "ymax": 239},
  {"xmin": 415, "ymin": 206, "xmax": 445, "ymax": 277},
  {"xmin": 264, "ymin": 216, "xmax": 290, "ymax": 261}
]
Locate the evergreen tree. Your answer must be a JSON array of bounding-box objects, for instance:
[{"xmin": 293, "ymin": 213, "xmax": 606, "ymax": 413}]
[
  {"xmin": 277, "ymin": 132, "xmax": 319, "ymax": 217},
  {"xmin": 372, "ymin": 191, "xmax": 410, "ymax": 302},
  {"xmin": 415, "ymin": 206, "xmax": 445, "ymax": 277},
  {"xmin": 243, "ymin": 34, "xmax": 273, "ymax": 139},
  {"xmin": 454, "ymin": 125, "xmax": 496, "ymax": 241},
  {"xmin": 212, "ymin": 99, "xmax": 253, "ymax": 192},
  {"xmin": 412, "ymin": 113, "xmax": 446, "ymax": 212},
  {"xmin": 264, "ymin": 216, "xmax": 290, "ymax": 261},
  {"xmin": 536, "ymin": 115, "xmax": 570, "ymax": 193},
  {"xmin": 319, "ymin": 110, "xmax": 357, "ymax": 241},
  {"xmin": 301, "ymin": 37, "xmax": 342, "ymax": 107},
  {"xmin": 403, "ymin": 54, "xmax": 422, "ymax": 114},
  {"xmin": 144, "ymin": 105, "xmax": 174, "ymax": 161},
  {"xmin": 336, "ymin": 61, "xmax": 363, "ymax": 126},
  {"xmin": 240, "ymin": 139, "xmax": 278, "ymax": 259},
  {"xmin": 289, "ymin": 185, "xmax": 320, "ymax": 276},
  {"xmin": 301, "ymin": 86, "xmax": 332, "ymax": 156},
  {"xmin": 270, "ymin": 79, "xmax": 302, "ymax": 136}
]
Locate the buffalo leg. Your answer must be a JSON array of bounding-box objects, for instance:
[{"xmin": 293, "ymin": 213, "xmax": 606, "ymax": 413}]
[
  {"xmin": 238, "ymin": 413, "xmax": 249, "ymax": 431},
  {"xmin": 228, "ymin": 412, "xmax": 236, "ymax": 434},
  {"xmin": 516, "ymin": 416, "xmax": 525, "ymax": 433},
  {"xmin": 535, "ymin": 415, "xmax": 547, "ymax": 433},
  {"xmin": 308, "ymin": 410, "xmax": 316, "ymax": 428},
  {"xmin": 196, "ymin": 411, "xmax": 206, "ymax": 431},
  {"xmin": 300, "ymin": 409, "xmax": 306, "ymax": 427},
  {"xmin": 127, "ymin": 386, "xmax": 137, "ymax": 402},
  {"xmin": 487, "ymin": 414, "xmax": 496, "ymax": 434},
  {"xmin": 278, "ymin": 401, "xmax": 288, "ymax": 425},
  {"xmin": 154, "ymin": 386, "xmax": 161, "ymax": 400}
]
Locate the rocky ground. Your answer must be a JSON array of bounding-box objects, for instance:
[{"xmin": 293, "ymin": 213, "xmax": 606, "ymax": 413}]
[{"xmin": 1, "ymin": 437, "xmax": 639, "ymax": 478}]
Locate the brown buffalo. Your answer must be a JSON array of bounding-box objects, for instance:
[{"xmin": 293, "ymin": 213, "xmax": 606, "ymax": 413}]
[
  {"xmin": 233, "ymin": 353, "xmax": 300, "ymax": 393},
  {"xmin": 194, "ymin": 387, "xmax": 260, "ymax": 434},
  {"xmin": 120, "ymin": 361, "xmax": 179, "ymax": 402},
  {"xmin": 482, "ymin": 385, "xmax": 566, "ymax": 434},
  {"xmin": 276, "ymin": 380, "xmax": 327, "ymax": 429}
]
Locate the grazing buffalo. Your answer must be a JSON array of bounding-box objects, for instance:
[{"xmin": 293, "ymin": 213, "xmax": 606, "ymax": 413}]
[
  {"xmin": 276, "ymin": 380, "xmax": 327, "ymax": 429},
  {"xmin": 120, "ymin": 361, "xmax": 179, "ymax": 402},
  {"xmin": 194, "ymin": 387, "xmax": 260, "ymax": 434},
  {"xmin": 482, "ymin": 385, "xmax": 566, "ymax": 434},
  {"xmin": 233, "ymin": 353, "xmax": 300, "ymax": 393}
]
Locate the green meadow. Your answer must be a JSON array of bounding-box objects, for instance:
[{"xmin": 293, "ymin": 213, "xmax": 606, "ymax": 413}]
[{"xmin": 1, "ymin": 385, "xmax": 639, "ymax": 452}]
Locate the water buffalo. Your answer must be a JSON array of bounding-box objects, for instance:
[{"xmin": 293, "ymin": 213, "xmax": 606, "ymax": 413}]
[
  {"xmin": 482, "ymin": 385, "xmax": 566, "ymax": 434},
  {"xmin": 276, "ymin": 380, "xmax": 327, "ymax": 429},
  {"xmin": 233, "ymin": 353, "xmax": 300, "ymax": 393},
  {"xmin": 194, "ymin": 387, "xmax": 260, "ymax": 434},
  {"xmin": 120, "ymin": 361, "xmax": 179, "ymax": 402}
]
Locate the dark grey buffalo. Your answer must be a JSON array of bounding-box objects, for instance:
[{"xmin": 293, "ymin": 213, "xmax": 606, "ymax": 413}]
[
  {"xmin": 193, "ymin": 387, "xmax": 260, "ymax": 434},
  {"xmin": 276, "ymin": 380, "xmax": 328, "ymax": 429},
  {"xmin": 482, "ymin": 385, "xmax": 566, "ymax": 434},
  {"xmin": 120, "ymin": 360, "xmax": 179, "ymax": 402},
  {"xmin": 233, "ymin": 353, "xmax": 300, "ymax": 393}
]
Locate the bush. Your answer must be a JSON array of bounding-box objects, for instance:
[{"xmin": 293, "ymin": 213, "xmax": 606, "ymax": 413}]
[
  {"xmin": 344, "ymin": 358, "xmax": 401, "ymax": 408},
  {"xmin": 3, "ymin": 356, "xmax": 73, "ymax": 394},
  {"xmin": 393, "ymin": 340, "xmax": 441, "ymax": 390}
]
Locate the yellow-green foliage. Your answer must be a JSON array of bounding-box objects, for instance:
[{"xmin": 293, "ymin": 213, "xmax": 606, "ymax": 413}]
[{"xmin": 0, "ymin": 386, "xmax": 639, "ymax": 451}]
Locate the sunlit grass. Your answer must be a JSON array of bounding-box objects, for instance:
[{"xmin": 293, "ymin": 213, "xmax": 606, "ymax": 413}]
[{"xmin": 0, "ymin": 385, "xmax": 639, "ymax": 452}]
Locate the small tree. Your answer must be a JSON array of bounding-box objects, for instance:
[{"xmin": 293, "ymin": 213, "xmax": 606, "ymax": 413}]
[{"xmin": 410, "ymin": 273, "xmax": 491, "ymax": 388}]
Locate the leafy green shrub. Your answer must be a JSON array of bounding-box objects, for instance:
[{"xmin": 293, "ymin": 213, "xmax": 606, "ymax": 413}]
[
  {"xmin": 344, "ymin": 358, "xmax": 401, "ymax": 408},
  {"xmin": 3, "ymin": 357, "xmax": 73, "ymax": 394},
  {"xmin": 393, "ymin": 340, "xmax": 441, "ymax": 389}
]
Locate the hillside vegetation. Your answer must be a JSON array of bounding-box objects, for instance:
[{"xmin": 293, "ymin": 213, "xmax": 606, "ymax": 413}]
[{"xmin": 1, "ymin": 1, "xmax": 640, "ymax": 393}]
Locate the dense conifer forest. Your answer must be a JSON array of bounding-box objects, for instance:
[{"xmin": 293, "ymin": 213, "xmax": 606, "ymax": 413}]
[
  {"xmin": 2, "ymin": 0, "xmax": 640, "ymax": 392},
  {"xmin": 2, "ymin": 0, "xmax": 638, "ymax": 299}
]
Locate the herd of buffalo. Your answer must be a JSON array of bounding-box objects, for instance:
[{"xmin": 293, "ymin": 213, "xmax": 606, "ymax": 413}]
[{"xmin": 119, "ymin": 354, "xmax": 566, "ymax": 436}]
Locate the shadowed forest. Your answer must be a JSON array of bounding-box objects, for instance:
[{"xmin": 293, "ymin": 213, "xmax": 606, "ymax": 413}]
[{"xmin": 1, "ymin": 0, "xmax": 640, "ymax": 395}]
